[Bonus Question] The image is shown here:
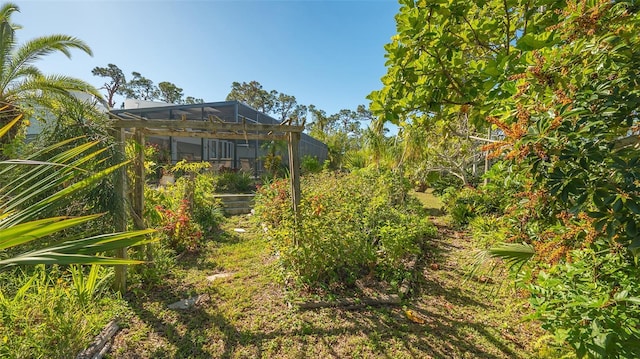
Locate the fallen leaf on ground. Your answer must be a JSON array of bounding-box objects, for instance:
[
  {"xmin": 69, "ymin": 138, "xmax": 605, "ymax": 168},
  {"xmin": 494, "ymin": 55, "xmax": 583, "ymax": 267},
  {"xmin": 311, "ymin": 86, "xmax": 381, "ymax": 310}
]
[{"xmin": 405, "ymin": 309, "xmax": 426, "ymax": 324}]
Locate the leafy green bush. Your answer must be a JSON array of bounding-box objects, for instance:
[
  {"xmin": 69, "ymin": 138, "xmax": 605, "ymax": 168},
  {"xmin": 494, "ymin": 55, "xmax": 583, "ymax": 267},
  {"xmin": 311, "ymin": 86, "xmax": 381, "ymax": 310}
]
[
  {"xmin": 442, "ymin": 187, "xmax": 503, "ymax": 227},
  {"xmin": 529, "ymin": 245, "xmax": 640, "ymax": 358},
  {"xmin": 468, "ymin": 215, "xmax": 509, "ymax": 249},
  {"xmin": 144, "ymin": 172, "xmax": 224, "ymax": 253},
  {"xmin": 301, "ymin": 155, "xmax": 322, "ymax": 174},
  {"xmin": 425, "ymin": 172, "xmax": 464, "ymax": 196},
  {"xmin": 254, "ymin": 168, "xmax": 435, "ymax": 287},
  {"xmin": 213, "ymin": 171, "xmax": 254, "ymax": 193},
  {"xmin": 191, "ymin": 172, "xmax": 225, "ymax": 230}
]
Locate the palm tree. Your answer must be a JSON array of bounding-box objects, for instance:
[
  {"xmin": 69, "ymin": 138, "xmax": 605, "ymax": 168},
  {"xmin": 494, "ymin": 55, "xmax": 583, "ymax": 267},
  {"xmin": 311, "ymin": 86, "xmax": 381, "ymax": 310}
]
[{"xmin": 0, "ymin": 2, "xmax": 101, "ymax": 149}]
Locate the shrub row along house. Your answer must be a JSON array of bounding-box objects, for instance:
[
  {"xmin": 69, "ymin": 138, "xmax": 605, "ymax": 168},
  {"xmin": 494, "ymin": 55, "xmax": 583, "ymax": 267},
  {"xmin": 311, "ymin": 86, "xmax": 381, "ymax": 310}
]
[{"xmin": 112, "ymin": 99, "xmax": 327, "ymax": 176}]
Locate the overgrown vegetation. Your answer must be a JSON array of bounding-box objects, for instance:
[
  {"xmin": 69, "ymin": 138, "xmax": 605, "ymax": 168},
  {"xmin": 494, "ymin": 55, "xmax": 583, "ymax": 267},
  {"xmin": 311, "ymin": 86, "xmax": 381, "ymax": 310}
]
[
  {"xmin": 6, "ymin": 0, "xmax": 640, "ymax": 357},
  {"xmin": 0, "ymin": 265, "xmax": 129, "ymax": 359},
  {"xmin": 0, "ymin": 111, "xmax": 150, "ymax": 357},
  {"xmin": 371, "ymin": 1, "xmax": 640, "ymax": 357},
  {"xmin": 254, "ymin": 168, "xmax": 435, "ymax": 288}
]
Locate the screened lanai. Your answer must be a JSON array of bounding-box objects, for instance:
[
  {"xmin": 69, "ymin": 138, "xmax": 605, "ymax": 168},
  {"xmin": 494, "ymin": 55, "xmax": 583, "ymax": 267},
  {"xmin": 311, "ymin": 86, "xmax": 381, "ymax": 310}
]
[{"xmin": 111, "ymin": 100, "xmax": 328, "ymax": 176}]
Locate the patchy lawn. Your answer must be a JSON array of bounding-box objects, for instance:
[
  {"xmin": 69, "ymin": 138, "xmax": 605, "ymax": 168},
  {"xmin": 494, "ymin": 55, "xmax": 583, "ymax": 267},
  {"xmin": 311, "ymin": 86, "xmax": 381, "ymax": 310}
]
[{"xmin": 108, "ymin": 194, "xmax": 542, "ymax": 358}]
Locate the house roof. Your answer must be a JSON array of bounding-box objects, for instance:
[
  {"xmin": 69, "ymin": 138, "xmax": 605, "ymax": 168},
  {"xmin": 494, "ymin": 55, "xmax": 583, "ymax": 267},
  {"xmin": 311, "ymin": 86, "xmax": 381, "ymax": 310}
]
[{"xmin": 110, "ymin": 100, "xmax": 281, "ymax": 125}]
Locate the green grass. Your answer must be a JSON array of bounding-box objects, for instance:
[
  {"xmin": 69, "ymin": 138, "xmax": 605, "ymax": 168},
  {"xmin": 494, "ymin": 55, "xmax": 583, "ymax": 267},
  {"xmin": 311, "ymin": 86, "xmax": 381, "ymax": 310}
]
[
  {"xmin": 412, "ymin": 189, "xmax": 444, "ymax": 216},
  {"xmin": 108, "ymin": 213, "xmax": 543, "ymax": 358},
  {"xmin": 0, "ymin": 266, "xmax": 129, "ymax": 359}
]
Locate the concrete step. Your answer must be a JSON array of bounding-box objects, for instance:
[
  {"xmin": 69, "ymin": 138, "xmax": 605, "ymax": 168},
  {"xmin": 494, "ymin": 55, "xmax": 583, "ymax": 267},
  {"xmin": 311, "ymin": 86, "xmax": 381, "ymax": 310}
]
[
  {"xmin": 213, "ymin": 194, "xmax": 255, "ymax": 201},
  {"xmin": 224, "ymin": 207, "xmax": 252, "ymax": 215},
  {"xmin": 213, "ymin": 194, "xmax": 255, "ymax": 216}
]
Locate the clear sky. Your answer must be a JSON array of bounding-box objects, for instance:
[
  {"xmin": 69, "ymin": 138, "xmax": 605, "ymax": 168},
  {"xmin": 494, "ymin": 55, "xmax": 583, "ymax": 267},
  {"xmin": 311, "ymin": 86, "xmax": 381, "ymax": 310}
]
[{"xmin": 17, "ymin": 0, "xmax": 400, "ymax": 116}]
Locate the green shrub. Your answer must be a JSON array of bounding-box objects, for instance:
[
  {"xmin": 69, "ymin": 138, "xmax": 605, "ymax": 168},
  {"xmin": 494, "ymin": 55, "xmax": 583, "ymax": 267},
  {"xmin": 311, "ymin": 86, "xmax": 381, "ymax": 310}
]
[
  {"xmin": 301, "ymin": 155, "xmax": 322, "ymax": 174},
  {"xmin": 426, "ymin": 172, "xmax": 464, "ymax": 196},
  {"xmin": 468, "ymin": 215, "xmax": 509, "ymax": 249},
  {"xmin": 213, "ymin": 171, "xmax": 254, "ymax": 193},
  {"xmin": 529, "ymin": 245, "xmax": 640, "ymax": 358},
  {"xmin": 192, "ymin": 173, "xmax": 225, "ymax": 230},
  {"xmin": 144, "ymin": 171, "xmax": 224, "ymax": 253},
  {"xmin": 442, "ymin": 187, "xmax": 503, "ymax": 227},
  {"xmin": 253, "ymin": 168, "xmax": 435, "ymax": 287}
]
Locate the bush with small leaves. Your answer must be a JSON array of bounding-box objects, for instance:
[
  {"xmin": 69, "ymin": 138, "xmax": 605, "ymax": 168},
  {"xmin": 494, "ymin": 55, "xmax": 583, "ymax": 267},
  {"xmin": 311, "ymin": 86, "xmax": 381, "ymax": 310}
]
[{"xmin": 254, "ymin": 168, "xmax": 435, "ymax": 288}]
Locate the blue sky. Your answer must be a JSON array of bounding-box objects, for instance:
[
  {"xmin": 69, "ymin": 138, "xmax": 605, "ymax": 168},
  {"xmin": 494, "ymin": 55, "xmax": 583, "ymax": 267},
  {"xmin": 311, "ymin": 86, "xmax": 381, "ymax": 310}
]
[{"xmin": 17, "ymin": 0, "xmax": 400, "ymax": 116}]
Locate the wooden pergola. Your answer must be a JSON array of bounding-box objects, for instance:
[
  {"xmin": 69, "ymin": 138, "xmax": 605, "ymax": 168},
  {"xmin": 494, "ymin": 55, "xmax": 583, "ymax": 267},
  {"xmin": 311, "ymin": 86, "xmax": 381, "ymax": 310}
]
[{"xmin": 110, "ymin": 112, "xmax": 304, "ymax": 292}]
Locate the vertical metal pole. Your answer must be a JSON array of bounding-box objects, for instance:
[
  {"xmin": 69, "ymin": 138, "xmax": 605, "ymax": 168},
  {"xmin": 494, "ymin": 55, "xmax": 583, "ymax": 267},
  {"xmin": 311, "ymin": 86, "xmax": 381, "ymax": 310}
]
[{"xmin": 170, "ymin": 136, "xmax": 177, "ymax": 164}]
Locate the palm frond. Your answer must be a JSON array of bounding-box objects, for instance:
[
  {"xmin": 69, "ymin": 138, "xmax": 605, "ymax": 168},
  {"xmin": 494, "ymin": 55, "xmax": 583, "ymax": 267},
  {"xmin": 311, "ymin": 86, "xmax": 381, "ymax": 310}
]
[
  {"xmin": 7, "ymin": 34, "xmax": 92, "ymax": 86},
  {"xmin": 1, "ymin": 111, "xmax": 155, "ymax": 268},
  {"xmin": 0, "ymin": 20, "xmax": 14, "ymax": 93},
  {"xmin": 487, "ymin": 242, "xmax": 535, "ymax": 270},
  {"xmin": 0, "ymin": 215, "xmax": 100, "ymax": 250},
  {"xmin": 0, "ymin": 229, "xmax": 155, "ymax": 268},
  {"xmin": 11, "ymin": 64, "xmax": 42, "ymax": 81},
  {"xmin": 0, "ymin": 3, "xmax": 19, "ymax": 91},
  {"xmin": 0, "ymin": 3, "xmax": 19, "ymax": 22},
  {"xmin": 5, "ymin": 75, "xmax": 103, "ymax": 103},
  {"xmin": 0, "ymin": 140, "xmax": 122, "ymax": 224},
  {"xmin": 466, "ymin": 241, "xmax": 535, "ymax": 285}
]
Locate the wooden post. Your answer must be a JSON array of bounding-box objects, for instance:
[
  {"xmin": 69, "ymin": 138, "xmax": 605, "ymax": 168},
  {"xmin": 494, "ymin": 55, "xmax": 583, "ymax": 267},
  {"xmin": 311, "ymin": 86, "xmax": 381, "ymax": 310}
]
[
  {"xmin": 133, "ymin": 130, "xmax": 151, "ymax": 261},
  {"xmin": 288, "ymin": 132, "xmax": 301, "ymax": 246},
  {"xmin": 113, "ymin": 128, "xmax": 128, "ymax": 294}
]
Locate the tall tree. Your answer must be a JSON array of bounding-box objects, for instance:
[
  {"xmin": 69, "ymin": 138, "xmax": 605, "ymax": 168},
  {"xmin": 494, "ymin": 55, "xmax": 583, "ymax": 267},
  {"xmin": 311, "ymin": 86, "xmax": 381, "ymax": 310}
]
[
  {"xmin": 185, "ymin": 96, "xmax": 204, "ymax": 104},
  {"xmin": 289, "ymin": 104, "xmax": 308, "ymax": 125},
  {"xmin": 273, "ymin": 92, "xmax": 297, "ymax": 122},
  {"xmin": 157, "ymin": 81, "xmax": 184, "ymax": 104},
  {"xmin": 91, "ymin": 63, "xmax": 126, "ymax": 108},
  {"xmin": 0, "ymin": 2, "xmax": 101, "ymax": 149},
  {"xmin": 121, "ymin": 71, "xmax": 157, "ymax": 101},
  {"xmin": 366, "ymin": 0, "xmax": 547, "ymax": 179},
  {"xmin": 226, "ymin": 81, "xmax": 276, "ymax": 113},
  {"xmin": 307, "ymin": 104, "xmax": 332, "ymax": 135},
  {"xmin": 306, "ymin": 104, "xmax": 370, "ymax": 169}
]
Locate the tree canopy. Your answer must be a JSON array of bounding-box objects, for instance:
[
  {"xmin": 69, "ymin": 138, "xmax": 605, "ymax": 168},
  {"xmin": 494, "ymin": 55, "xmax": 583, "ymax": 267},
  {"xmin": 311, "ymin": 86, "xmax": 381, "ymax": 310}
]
[
  {"xmin": 91, "ymin": 63, "xmax": 125, "ymax": 108},
  {"xmin": 92, "ymin": 65, "xmax": 203, "ymax": 107},
  {"xmin": 371, "ymin": 0, "xmax": 640, "ymax": 252}
]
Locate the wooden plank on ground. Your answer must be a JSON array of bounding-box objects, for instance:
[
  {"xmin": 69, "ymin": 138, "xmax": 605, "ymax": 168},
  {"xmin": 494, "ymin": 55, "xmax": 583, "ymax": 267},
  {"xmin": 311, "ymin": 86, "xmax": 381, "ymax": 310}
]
[{"xmin": 76, "ymin": 320, "xmax": 119, "ymax": 359}]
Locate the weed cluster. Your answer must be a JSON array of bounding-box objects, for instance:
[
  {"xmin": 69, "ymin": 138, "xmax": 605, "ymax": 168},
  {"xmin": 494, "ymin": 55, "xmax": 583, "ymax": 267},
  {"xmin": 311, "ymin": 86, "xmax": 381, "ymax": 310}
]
[{"xmin": 0, "ymin": 265, "xmax": 128, "ymax": 358}]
